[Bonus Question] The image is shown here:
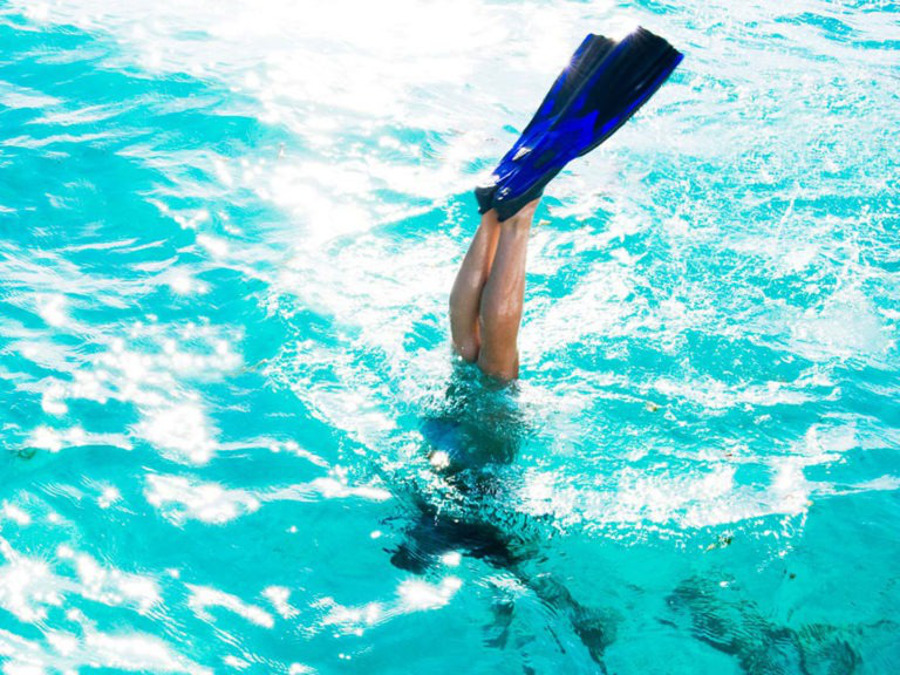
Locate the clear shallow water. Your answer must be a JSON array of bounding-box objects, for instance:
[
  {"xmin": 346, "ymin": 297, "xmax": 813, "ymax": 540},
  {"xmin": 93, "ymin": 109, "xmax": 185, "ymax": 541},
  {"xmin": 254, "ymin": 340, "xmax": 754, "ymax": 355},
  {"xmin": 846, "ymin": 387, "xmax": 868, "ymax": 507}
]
[{"xmin": 0, "ymin": 0, "xmax": 898, "ymax": 672}]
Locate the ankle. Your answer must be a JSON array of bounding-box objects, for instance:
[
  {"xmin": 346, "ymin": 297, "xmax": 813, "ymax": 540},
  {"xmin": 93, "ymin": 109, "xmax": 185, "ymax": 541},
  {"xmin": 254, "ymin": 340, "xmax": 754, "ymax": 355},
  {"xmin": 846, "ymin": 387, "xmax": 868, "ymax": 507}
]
[{"xmin": 510, "ymin": 199, "xmax": 539, "ymax": 224}]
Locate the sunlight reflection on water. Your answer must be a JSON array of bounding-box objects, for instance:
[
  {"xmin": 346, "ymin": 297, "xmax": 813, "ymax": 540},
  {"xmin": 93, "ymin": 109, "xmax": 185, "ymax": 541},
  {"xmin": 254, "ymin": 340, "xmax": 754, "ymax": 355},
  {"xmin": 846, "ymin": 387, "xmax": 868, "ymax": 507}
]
[{"xmin": 1, "ymin": 0, "xmax": 898, "ymax": 670}]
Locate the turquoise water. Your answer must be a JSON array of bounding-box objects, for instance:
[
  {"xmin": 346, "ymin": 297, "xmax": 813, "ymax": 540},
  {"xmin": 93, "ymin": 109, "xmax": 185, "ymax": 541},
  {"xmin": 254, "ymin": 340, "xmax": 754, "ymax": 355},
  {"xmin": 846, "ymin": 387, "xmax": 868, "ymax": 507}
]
[{"xmin": 1, "ymin": 0, "xmax": 898, "ymax": 671}]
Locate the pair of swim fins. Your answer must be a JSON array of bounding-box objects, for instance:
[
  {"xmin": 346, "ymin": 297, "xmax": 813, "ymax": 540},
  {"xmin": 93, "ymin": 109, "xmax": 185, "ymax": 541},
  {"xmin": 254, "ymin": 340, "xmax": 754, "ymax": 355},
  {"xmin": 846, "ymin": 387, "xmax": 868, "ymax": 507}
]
[{"xmin": 475, "ymin": 27, "xmax": 684, "ymax": 222}]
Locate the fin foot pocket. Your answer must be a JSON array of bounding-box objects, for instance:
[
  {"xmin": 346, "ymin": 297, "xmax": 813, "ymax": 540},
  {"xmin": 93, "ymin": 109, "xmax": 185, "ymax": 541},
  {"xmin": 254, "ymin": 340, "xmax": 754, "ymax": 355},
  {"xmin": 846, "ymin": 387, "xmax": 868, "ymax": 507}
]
[{"xmin": 474, "ymin": 27, "xmax": 683, "ymax": 222}]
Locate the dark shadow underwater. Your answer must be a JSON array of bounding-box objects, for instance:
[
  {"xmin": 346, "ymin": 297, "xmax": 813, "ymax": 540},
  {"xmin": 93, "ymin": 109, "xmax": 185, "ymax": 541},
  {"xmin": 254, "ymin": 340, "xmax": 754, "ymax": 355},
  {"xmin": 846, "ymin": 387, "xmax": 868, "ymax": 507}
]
[{"xmin": 381, "ymin": 363, "xmax": 872, "ymax": 674}]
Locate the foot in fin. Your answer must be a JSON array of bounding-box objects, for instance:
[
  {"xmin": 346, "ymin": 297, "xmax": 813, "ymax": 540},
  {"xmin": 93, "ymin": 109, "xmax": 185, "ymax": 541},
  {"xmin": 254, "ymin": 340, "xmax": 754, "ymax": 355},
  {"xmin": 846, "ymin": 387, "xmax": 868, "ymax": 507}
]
[
  {"xmin": 476, "ymin": 27, "xmax": 683, "ymax": 222},
  {"xmin": 474, "ymin": 33, "xmax": 616, "ymax": 213}
]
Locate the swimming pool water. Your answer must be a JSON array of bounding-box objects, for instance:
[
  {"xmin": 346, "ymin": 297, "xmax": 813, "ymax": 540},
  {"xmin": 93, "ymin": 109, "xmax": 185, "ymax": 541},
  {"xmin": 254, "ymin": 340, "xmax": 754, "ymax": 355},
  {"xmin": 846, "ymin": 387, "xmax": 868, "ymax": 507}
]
[{"xmin": 0, "ymin": 0, "xmax": 898, "ymax": 672}]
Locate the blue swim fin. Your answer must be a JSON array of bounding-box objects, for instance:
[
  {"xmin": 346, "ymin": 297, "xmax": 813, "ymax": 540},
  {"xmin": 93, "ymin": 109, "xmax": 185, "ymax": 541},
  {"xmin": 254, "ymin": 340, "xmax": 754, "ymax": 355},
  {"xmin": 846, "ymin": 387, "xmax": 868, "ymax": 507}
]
[
  {"xmin": 476, "ymin": 27, "xmax": 683, "ymax": 222},
  {"xmin": 474, "ymin": 33, "xmax": 616, "ymax": 213}
]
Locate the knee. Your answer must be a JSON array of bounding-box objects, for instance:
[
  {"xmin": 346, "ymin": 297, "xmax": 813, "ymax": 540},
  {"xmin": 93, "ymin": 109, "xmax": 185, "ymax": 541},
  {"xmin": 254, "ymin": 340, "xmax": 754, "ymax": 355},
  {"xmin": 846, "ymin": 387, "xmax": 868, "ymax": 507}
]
[
  {"xmin": 449, "ymin": 301, "xmax": 479, "ymax": 363},
  {"xmin": 453, "ymin": 338, "xmax": 479, "ymax": 363}
]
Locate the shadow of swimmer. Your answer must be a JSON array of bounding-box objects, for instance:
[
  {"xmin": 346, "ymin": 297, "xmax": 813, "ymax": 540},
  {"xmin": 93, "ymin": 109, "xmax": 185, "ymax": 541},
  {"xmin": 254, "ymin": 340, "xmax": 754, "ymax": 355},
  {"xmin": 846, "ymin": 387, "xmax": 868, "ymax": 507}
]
[{"xmin": 664, "ymin": 576, "xmax": 875, "ymax": 674}]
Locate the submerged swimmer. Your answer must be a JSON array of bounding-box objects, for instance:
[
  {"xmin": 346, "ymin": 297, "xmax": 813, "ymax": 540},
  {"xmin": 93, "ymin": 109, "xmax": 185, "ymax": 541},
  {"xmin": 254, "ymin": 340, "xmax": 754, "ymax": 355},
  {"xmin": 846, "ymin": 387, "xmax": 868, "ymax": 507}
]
[
  {"xmin": 391, "ymin": 29, "xmax": 685, "ymax": 666},
  {"xmin": 450, "ymin": 28, "xmax": 683, "ymax": 380}
]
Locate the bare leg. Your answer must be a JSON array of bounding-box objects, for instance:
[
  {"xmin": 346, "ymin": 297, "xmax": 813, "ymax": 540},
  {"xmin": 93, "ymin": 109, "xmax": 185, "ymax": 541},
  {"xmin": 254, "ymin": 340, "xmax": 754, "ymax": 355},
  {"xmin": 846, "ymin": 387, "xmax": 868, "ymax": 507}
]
[
  {"xmin": 449, "ymin": 210, "xmax": 501, "ymax": 362},
  {"xmin": 476, "ymin": 200, "xmax": 537, "ymax": 380}
]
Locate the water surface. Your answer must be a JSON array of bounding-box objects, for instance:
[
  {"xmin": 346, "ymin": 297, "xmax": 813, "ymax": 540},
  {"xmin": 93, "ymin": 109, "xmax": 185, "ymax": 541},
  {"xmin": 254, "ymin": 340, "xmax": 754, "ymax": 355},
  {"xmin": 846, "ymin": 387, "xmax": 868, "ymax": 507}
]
[{"xmin": 0, "ymin": 0, "xmax": 898, "ymax": 672}]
